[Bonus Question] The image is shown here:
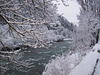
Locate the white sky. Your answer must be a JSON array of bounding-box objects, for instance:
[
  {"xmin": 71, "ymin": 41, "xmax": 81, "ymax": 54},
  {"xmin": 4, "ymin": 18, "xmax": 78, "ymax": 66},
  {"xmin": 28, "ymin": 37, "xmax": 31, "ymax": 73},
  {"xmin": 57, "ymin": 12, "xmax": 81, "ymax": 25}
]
[{"xmin": 57, "ymin": 0, "xmax": 81, "ymax": 25}]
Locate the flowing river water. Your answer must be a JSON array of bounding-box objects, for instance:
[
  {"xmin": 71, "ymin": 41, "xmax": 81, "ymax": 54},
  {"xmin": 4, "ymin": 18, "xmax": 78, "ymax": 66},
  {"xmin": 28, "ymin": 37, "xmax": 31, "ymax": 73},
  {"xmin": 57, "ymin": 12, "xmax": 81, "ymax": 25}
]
[{"xmin": 2, "ymin": 40, "xmax": 72, "ymax": 75}]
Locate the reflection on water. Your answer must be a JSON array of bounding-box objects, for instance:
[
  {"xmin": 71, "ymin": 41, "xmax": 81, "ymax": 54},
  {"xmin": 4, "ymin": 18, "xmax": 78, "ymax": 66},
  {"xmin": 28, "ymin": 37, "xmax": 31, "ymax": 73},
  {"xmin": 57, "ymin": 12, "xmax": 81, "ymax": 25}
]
[{"xmin": 2, "ymin": 40, "xmax": 72, "ymax": 75}]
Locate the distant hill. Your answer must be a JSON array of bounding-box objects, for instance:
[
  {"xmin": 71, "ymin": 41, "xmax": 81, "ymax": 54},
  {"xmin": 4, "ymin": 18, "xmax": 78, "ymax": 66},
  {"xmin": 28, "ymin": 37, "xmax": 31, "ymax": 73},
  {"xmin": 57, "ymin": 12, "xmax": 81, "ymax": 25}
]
[{"xmin": 58, "ymin": 15, "xmax": 75, "ymax": 32}]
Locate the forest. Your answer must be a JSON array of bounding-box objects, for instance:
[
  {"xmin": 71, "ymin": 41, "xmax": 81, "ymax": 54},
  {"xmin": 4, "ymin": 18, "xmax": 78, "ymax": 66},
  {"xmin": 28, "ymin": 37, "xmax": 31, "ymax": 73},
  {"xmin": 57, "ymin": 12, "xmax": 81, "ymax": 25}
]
[{"xmin": 0, "ymin": 0, "xmax": 100, "ymax": 75}]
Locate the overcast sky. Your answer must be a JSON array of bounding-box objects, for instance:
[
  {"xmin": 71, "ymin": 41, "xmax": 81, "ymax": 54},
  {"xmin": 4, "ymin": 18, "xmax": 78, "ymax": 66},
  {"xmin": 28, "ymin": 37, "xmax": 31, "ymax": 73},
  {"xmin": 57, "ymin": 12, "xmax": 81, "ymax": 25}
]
[{"xmin": 57, "ymin": 0, "xmax": 81, "ymax": 25}]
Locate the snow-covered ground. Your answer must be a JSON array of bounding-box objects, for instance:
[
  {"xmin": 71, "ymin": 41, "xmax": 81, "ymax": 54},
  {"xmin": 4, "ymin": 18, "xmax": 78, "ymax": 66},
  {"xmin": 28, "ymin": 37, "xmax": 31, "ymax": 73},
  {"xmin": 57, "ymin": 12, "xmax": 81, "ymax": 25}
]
[
  {"xmin": 94, "ymin": 59, "xmax": 100, "ymax": 75},
  {"xmin": 69, "ymin": 43, "xmax": 100, "ymax": 75},
  {"xmin": 42, "ymin": 43, "xmax": 100, "ymax": 75}
]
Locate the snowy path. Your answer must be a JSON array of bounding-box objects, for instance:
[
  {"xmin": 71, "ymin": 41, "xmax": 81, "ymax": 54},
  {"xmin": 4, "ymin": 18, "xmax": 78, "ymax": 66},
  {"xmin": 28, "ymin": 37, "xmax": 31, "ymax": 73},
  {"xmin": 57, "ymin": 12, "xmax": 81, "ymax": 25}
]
[{"xmin": 69, "ymin": 43, "xmax": 100, "ymax": 75}]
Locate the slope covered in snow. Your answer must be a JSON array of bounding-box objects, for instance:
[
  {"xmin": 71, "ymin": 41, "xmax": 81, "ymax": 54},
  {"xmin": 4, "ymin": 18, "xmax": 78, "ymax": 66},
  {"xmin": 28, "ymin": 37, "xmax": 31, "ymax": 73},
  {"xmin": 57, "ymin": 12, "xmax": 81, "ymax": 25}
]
[
  {"xmin": 69, "ymin": 43, "xmax": 100, "ymax": 75},
  {"xmin": 94, "ymin": 59, "xmax": 100, "ymax": 75},
  {"xmin": 42, "ymin": 43, "xmax": 100, "ymax": 75}
]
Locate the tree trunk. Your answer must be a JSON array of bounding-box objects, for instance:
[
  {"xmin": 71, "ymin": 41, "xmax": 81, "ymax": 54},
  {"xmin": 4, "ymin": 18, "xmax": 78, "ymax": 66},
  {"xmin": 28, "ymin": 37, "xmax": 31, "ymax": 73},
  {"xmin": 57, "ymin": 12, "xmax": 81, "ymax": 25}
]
[{"xmin": 96, "ymin": 29, "xmax": 100, "ymax": 43}]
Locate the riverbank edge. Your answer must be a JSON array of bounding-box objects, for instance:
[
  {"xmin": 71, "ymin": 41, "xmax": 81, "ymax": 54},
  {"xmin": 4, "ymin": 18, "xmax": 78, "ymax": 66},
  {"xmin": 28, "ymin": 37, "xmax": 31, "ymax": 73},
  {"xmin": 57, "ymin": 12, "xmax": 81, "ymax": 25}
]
[{"xmin": 68, "ymin": 43, "xmax": 100, "ymax": 75}]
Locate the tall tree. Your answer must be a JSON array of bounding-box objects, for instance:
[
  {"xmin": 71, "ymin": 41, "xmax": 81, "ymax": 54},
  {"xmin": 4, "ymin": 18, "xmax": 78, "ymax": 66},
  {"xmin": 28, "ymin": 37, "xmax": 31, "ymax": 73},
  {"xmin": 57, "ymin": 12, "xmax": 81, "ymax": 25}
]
[{"xmin": 70, "ymin": 0, "xmax": 100, "ymax": 53}]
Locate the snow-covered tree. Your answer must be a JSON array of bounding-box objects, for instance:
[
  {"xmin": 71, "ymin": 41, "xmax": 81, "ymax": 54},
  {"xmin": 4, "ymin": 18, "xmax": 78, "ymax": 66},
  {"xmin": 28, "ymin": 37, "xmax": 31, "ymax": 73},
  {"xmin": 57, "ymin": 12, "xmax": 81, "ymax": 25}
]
[
  {"xmin": 0, "ymin": 0, "xmax": 59, "ymax": 48},
  {"xmin": 0, "ymin": 0, "xmax": 59, "ymax": 74},
  {"xmin": 70, "ymin": 0, "xmax": 100, "ymax": 54}
]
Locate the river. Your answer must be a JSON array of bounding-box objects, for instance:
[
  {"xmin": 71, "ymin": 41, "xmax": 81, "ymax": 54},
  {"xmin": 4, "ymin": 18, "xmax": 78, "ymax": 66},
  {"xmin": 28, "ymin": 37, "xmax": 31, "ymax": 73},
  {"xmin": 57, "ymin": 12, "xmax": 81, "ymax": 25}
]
[{"xmin": 2, "ymin": 40, "xmax": 72, "ymax": 75}]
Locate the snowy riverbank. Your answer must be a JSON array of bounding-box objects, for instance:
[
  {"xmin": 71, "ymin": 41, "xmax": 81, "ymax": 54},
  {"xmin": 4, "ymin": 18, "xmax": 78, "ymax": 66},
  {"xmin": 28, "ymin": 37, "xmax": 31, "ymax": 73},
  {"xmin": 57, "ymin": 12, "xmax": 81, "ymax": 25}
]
[
  {"xmin": 69, "ymin": 43, "xmax": 100, "ymax": 75},
  {"xmin": 42, "ymin": 43, "xmax": 100, "ymax": 75}
]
